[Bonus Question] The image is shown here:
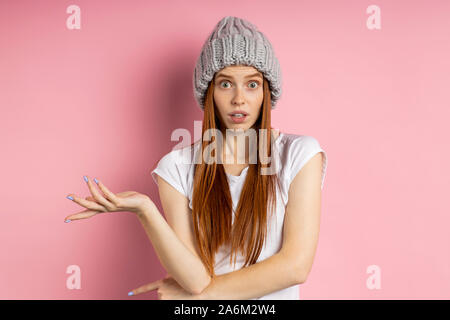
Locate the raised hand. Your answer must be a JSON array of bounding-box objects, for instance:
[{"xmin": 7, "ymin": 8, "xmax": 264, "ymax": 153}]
[{"xmin": 64, "ymin": 175, "xmax": 155, "ymax": 222}]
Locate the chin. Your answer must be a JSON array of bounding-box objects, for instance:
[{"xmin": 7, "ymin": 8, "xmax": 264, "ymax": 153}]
[{"xmin": 228, "ymin": 124, "xmax": 253, "ymax": 131}]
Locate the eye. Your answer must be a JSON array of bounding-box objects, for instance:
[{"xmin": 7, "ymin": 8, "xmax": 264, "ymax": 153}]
[
  {"xmin": 219, "ymin": 80, "xmax": 231, "ymax": 88},
  {"xmin": 248, "ymin": 81, "xmax": 260, "ymax": 89}
]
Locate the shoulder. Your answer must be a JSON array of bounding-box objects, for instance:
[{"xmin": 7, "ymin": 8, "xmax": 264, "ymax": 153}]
[
  {"xmin": 151, "ymin": 142, "xmax": 199, "ymax": 193},
  {"xmin": 157, "ymin": 141, "xmax": 199, "ymax": 167},
  {"xmin": 277, "ymin": 133, "xmax": 324, "ymax": 162},
  {"xmin": 281, "ymin": 133, "xmax": 322, "ymax": 151},
  {"xmin": 277, "ymin": 132, "xmax": 328, "ymax": 190}
]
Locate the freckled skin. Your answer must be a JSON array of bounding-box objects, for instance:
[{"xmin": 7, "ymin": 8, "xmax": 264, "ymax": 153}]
[{"xmin": 213, "ymin": 65, "xmax": 264, "ymax": 132}]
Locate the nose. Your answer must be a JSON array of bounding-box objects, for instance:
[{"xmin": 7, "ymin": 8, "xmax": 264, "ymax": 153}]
[{"xmin": 232, "ymin": 88, "xmax": 245, "ymax": 106}]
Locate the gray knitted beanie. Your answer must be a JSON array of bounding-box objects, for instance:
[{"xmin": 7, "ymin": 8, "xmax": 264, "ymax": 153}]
[{"xmin": 193, "ymin": 16, "xmax": 282, "ymax": 111}]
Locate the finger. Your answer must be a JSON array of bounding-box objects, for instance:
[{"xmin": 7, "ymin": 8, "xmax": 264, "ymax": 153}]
[
  {"xmin": 129, "ymin": 280, "xmax": 161, "ymax": 296},
  {"xmin": 85, "ymin": 195, "xmax": 111, "ymax": 203},
  {"xmin": 67, "ymin": 193, "xmax": 107, "ymax": 212},
  {"xmin": 93, "ymin": 178, "xmax": 122, "ymax": 207},
  {"xmin": 89, "ymin": 191, "xmax": 136, "ymax": 201},
  {"xmin": 84, "ymin": 176, "xmax": 115, "ymax": 211},
  {"xmin": 88, "ymin": 193, "xmax": 135, "ymax": 202},
  {"xmin": 85, "ymin": 195, "xmax": 130, "ymax": 209},
  {"xmin": 64, "ymin": 208, "xmax": 99, "ymax": 221}
]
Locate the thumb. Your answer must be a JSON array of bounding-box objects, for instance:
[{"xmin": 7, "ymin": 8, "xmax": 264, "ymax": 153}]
[{"xmin": 128, "ymin": 279, "xmax": 161, "ymax": 296}]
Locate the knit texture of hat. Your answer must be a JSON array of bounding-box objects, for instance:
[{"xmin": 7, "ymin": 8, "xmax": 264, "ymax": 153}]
[{"xmin": 193, "ymin": 16, "xmax": 282, "ymax": 111}]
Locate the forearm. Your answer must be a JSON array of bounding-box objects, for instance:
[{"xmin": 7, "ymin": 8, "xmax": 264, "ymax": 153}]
[
  {"xmin": 136, "ymin": 206, "xmax": 211, "ymax": 295},
  {"xmin": 198, "ymin": 251, "xmax": 301, "ymax": 300}
]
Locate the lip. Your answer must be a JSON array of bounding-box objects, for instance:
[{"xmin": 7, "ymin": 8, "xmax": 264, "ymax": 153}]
[
  {"xmin": 228, "ymin": 113, "xmax": 248, "ymax": 124},
  {"xmin": 228, "ymin": 110, "xmax": 249, "ymax": 116}
]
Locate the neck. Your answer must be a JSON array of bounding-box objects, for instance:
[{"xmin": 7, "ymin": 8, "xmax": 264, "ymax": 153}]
[{"xmin": 222, "ymin": 134, "xmax": 249, "ymax": 165}]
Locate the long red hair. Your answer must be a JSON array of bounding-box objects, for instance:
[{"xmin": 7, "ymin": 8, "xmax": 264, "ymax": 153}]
[{"xmin": 190, "ymin": 76, "xmax": 281, "ymax": 278}]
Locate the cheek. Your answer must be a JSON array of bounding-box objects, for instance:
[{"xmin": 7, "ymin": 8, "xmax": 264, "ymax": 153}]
[
  {"xmin": 213, "ymin": 89, "xmax": 226, "ymax": 107},
  {"xmin": 252, "ymin": 108, "xmax": 262, "ymax": 121},
  {"xmin": 214, "ymin": 89, "xmax": 229, "ymax": 102},
  {"xmin": 213, "ymin": 93, "xmax": 228, "ymax": 118},
  {"xmin": 250, "ymin": 91, "xmax": 264, "ymax": 113},
  {"xmin": 248, "ymin": 88, "xmax": 264, "ymax": 103}
]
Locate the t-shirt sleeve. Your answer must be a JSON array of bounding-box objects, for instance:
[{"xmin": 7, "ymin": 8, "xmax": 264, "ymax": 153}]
[
  {"xmin": 287, "ymin": 136, "xmax": 328, "ymax": 190},
  {"xmin": 151, "ymin": 150, "xmax": 189, "ymax": 198}
]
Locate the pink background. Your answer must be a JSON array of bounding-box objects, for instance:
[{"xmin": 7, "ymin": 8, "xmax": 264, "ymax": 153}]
[{"xmin": 1, "ymin": 0, "xmax": 449, "ymax": 299}]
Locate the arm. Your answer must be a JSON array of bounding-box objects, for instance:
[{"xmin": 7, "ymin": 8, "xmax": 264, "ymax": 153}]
[
  {"xmin": 137, "ymin": 175, "xmax": 211, "ymax": 295},
  {"xmin": 198, "ymin": 152, "xmax": 324, "ymax": 299},
  {"xmin": 198, "ymin": 251, "xmax": 300, "ymax": 300}
]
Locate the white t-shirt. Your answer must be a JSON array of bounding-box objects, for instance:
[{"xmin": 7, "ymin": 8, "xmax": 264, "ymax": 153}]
[{"xmin": 151, "ymin": 132, "xmax": 328, "ymax": 300}]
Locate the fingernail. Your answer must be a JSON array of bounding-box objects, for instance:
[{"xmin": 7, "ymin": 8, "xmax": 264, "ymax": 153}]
[
  {"xmin": 128, "ymin": 291, "xmax": 134, "ymax": 296},
  {"xmin": 83, "ymin": 176, "xmax": 88, "ymax": 183},
  {"xmin": 67, "ymin": 196, "xmax": 74, "ymax": 200},
  {"xmin": 94, "ymin": 178, "xmax": 99, "ymax": 184},
  {"xmin": 65, "ymin": 219, "xmax": 71, "ymax": 223}
]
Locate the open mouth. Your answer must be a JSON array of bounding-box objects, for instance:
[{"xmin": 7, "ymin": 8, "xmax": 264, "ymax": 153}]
[{"xmin": 228, "ymin": 112, "xmax": 248, "ymax": 123}]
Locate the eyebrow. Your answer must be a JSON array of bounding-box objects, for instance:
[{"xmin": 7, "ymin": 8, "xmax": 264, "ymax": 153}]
[{"xmin": 215, "ymin": 72, "xmax": 263, "ymax": 80}]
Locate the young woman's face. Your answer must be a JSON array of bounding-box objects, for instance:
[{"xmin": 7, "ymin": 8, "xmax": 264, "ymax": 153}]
[{"xmin": 213, "ymin": 65, "xmax": 264, "ymax": 131}]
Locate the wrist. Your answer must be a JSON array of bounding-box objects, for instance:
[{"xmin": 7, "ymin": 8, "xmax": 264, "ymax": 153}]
[{"xmin": 136, "ymin": 200, "xmax": 157, "ymax": 219}]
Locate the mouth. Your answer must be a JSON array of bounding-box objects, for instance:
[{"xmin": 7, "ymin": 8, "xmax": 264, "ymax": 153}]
[{"xmin": 228, "ymin": 111, "xmax": 248, "ymax": 124}]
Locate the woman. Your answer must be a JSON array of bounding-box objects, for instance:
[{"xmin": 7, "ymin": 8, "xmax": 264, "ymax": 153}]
[{"xmin": 64, "ymin": 16, "xmax": 327, "ymax": 300}]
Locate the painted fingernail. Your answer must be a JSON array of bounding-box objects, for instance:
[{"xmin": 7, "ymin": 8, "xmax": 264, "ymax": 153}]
[
  {"xmin": 94, "ymin": 178, "xmax": 99, "ymax": 184},
  {"xmin": 65, "ymin": 219, "xmax": 71, "ymax": 223},
  {"xmin": 83, "ymin": 176, "xmax": 88, "ymax": 183},
  {"xmin": 67, "ymin": 196, "xmax": 74, "ymax": 200},
  {"xmin": 128, "ymin": 291, "xmax": 134, "ymax": 296}
]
